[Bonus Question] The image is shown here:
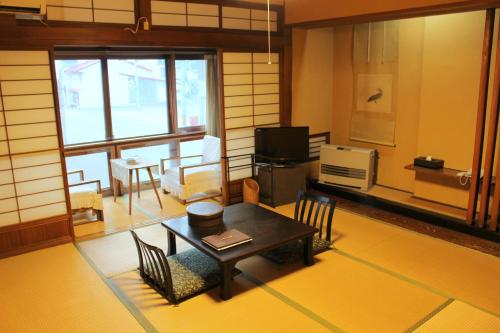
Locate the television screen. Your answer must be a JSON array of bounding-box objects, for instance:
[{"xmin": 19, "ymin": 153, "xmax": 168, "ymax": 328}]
[{"xmin": 255, "ymin": 127, "xmax": 309, "ymax": 163}]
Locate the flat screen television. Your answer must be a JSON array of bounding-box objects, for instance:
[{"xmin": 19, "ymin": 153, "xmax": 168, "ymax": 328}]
[{"xmin": 255, "ymin": 127, "xmax": 309, "ymax": 164}]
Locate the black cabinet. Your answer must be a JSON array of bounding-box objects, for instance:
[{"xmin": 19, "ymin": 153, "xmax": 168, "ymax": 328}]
[{"xmin": 257, "ymin": 164, "xmax": 306, "ymax": 207}]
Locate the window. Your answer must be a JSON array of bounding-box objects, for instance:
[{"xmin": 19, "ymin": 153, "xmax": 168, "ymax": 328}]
[
  {"xmin": 66, "ymin": 151, "xmax": 111, "ymax": 189},
  {"xmin": 55, "ymin": 59, "xmax": 106, "ymax": 145},
  {"xmin": 55, "ymin": 52, "xmax": 214, "ymax": 197},
  {"xmin": 175, "ymin": 60, "xmax": 207, "ymax": 128},
  {"xmin": 108, "ymin": 59, "xmax": 169, "ymax": 138}
]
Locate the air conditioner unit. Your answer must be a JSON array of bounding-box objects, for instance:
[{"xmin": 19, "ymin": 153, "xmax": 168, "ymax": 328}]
[
  {"xmin": 319, "ymin": 144, "xmax": 375, "ymax": 191},
  {"xmin": 0, "ymin": 0, "xmax": 46, "ymax": 16}
]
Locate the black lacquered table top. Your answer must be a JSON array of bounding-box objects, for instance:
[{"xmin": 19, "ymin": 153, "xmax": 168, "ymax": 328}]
[{"xmin": 162, "ymin": 203, "xmax": 317, "ymax": 263}]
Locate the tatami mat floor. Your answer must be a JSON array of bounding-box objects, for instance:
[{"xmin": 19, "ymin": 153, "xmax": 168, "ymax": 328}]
[{"xmin": 1, "ymin": 189, "xmax": 499, "ymax": 332}]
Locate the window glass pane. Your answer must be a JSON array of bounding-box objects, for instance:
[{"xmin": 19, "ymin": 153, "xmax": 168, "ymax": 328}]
[
  {"xmin": 121, "ymin": 143, "xmax": 176, "ymax": 180},
  {"xmin": 66, "ymin": 152, "xmax": 110, "ymax": 189},
  {"xmin": 55, "ymin": 59, "xmax": 106, "ymax": 145},
  {"xmin": 175, "ymin": 60, "xmax": 207, "ymax": 128},
  {"xmin": 108, "ymin": 59, "xmax": 169, "ymax": 139}
]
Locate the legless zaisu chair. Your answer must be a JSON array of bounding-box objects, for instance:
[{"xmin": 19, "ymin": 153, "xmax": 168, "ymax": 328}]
[
  {"xmin": 130, "ymin": 230, "xmax": 240, "ymax": 304},
  {"xmin": 160, "ymin": 135, "xmax": 222, "ymax": 204},
  {"xmin": 261, "ymin": 190, "xmax": 336, "ymax": 264}
]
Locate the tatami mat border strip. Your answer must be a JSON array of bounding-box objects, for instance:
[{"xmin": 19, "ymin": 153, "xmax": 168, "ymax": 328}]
[
  {"xmin": 404, "ymin": 299, "xmax": 454, "ymax": 333},
  {"xmin": 240, "ymin": 272, "xmax": 345, "ymax": 333},
  {"xmin": 333, "ymin": 248, "xmax": 500, "ymax": 319},
  {"xmin": 74, "ymin": 242, "xmax": 159, "ymax": 333}
]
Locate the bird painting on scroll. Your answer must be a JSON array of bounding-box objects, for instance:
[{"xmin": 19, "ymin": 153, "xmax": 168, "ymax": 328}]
[{"xmin": 356, "ymin": 74, "xmax": 393, "ymax": 113}]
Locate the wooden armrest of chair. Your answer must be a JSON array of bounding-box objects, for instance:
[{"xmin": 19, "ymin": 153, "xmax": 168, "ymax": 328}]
[
  {"xmin": 179, "ymin": 161, "xmax": 221, "ymax": 185},
  {"xmin": 68, "ymin": 179, "xmax": 102, "ymax": 193},
  {"xmin": 67, "ymin": 169, "xmax": 85, "ymax": 181},
  {"xmin": 160, "ymin": 155, "xmax": 203, "ymax": 175}
]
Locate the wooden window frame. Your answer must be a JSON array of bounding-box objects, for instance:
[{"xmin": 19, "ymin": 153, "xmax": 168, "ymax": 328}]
[
  {"xmin": 174, "ymin": 54, "xmax": 210, "ymax": 132},
  {"xmin": 55, "ymin": 49, "xmax": 215, "ymax": 149},
  {"xmin": 55, "ymin": 49, "xmax": 216, "ymax": 196}
]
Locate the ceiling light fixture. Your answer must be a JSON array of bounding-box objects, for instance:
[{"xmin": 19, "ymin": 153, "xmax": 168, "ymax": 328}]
[{"xmin": 267, "ymin": 0, "xmax": 272, "ymax": 65}]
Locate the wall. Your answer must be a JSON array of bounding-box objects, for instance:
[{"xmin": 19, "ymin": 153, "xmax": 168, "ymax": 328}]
[
  {"xmin": 330, "ymin": 18, "xmax": 425, "ymax": 192},
  {"xmin": 285, "ymin": 0, "xmax": 486, "ymax": 25},
  {"xmin": 292, "ymin": 11, "xmax": 485, "ymax": 201},
  {"xmin": 291, "ymin": 27, "xmax": 334, "ymax": 178},
  {"xmin": 291, "ymin": 28, "xmax": 334, "ymax": 137},
  {"xmin": 414, "ymin": 10, "xmax": 485, "ymax": 207}
]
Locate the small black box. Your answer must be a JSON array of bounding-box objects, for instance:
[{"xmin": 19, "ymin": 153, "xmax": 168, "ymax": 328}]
[{"xmin": 414, "ymin": 156, "xmax": 444, "ymax": 169}]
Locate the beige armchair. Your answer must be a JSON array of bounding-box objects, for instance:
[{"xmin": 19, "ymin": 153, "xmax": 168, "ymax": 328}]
[
  {"xmin": 160, "ymin": 135, "xmax": 222, "ymax": 204},
  {"xmin": 68, "ymin": 169, "xmax": 104, "ymax": 221}
]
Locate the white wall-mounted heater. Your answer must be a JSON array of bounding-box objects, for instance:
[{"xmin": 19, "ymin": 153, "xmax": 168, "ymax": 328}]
[{"xmin": 319, "ymin": 144, "xmax": 375, "ymax": 191}]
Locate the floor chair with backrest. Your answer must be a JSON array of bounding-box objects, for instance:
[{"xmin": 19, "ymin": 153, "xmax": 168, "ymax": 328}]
[
  {"xmin": 261, "ymin": 190, "xmax": 336, "ymax": 264},
  {"xmin": 130, "ymin": 230, "xmax": 240, "ymax": 304}
]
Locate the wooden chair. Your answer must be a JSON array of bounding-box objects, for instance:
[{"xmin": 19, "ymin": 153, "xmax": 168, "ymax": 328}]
[
  {"xmin": 261, "ymin": 190, "xmax": 336, "ymax": 264},
  {"xmin": 68, "ymin": 169, "xmax": 103, "ymax": 221},
  {"xmin": 130, "ymin": 230, "xmax": 239, "ymax": 304}
]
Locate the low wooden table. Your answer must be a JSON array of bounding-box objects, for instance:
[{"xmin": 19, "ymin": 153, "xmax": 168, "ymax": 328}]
[
  {"xmin": 110, "ymin": 159, "xmax": 163, "ymax": 215},
  {"xmin": 161, "ymin": 203, "xmax": 317, "ymax": 300}
]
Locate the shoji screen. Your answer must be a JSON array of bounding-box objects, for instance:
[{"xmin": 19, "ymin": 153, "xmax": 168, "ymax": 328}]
[
  {"xmin": 221, "ymin": 6, "xmax": 278, "ymax": 32},
  {"xmin": 223, "ymin": 52, "xmax": 280, "ymax": 182},
  {"xmin": 151, "ymin": 1, "xmax": 279, "ymax": 31},
  {"xmin": 47, "ymin": 0, "xmax": 135, "ymax": 24},
  {"xmin": 151, "ymin": 1, "xmax": 220, "ymax": 28},
  {"xmin": 0, "ymin": 51, "xmax": 68, "ymax": 227}
]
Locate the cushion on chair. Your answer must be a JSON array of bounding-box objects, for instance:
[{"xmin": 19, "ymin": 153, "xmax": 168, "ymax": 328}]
[
  {"xmin": 69, "ymin": 186, "xmax": 103, "ymax": 211},
  {"xmin": 260, "ymin": 236, "xmax": 332, "ymax": 265},
  {"xmin": 168, "ymin": 248, "xmax": 240, "ymax": 301},
  {"xmin": 201, "ymin": 135, "xmax": 221, "ymax": 163},
  {"xmin": 161, "ymin": 164, "xmax": 221, "ymax": 200}
]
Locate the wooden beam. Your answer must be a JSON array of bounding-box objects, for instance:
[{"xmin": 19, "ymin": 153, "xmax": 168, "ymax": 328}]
[
  {"xmin": 466, "ymin": 8, "xmax": 495, "ymax": 225},
  {"xmin": 491, "ymin": 145, "xmax": 500, "ymax": 230},
  {"xmin": 49, "ymin": 47, "xmax": 74, "ymax": 239},
  {"xmin": 218, "ymin": 49, "xmax": 229, "ymax": 205},
  {"xmin": 287, "ymin": 0, "xmax": 500, "ymax": 28},
  {"xmin": 0, "ymin": 23, "xmax": 285, "ymax": 50},
  {"xmin": 137, "ymin": 0, "xmax": 152, "ymax": 26},
  {"xmin": 478, "ymin": 10, "xmax": 500, "ymax": 227}
]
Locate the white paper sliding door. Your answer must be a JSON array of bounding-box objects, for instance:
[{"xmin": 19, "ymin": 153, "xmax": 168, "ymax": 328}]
[
  {"xmin": 222, "ymin": 52, "xmax": 280, "ymax": 182},
  {"xmin": 0, "ymin": 50, "xmax": 68, "ymax": 226}
]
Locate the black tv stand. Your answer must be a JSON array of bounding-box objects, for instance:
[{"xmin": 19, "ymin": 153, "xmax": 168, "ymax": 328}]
[
  {"xmin": 257, "ymin": 163, "xmax": 306, "ymax": 207},
  {"xmin": 270, "ymin": 162, "xmax": 296, "ymax": 168}
]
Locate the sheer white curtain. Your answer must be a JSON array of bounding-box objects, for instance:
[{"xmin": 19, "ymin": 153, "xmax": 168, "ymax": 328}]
[{"xmin": 205, "ymin": 54, "xmax": 220, "ymax": 137}]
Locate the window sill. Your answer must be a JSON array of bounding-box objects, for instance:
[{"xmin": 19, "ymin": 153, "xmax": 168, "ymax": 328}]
[{"xmin": 63, "ymin": 131, "xmax": 206, "ymax": 152}]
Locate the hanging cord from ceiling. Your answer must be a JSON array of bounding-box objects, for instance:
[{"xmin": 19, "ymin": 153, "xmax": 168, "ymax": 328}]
[{"xmin": 267, "ymin": 0, "xmax": 272, "ymax": 65}]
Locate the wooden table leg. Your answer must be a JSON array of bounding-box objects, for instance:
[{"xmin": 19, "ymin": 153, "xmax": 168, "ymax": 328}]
[
  {"xmin": 147, "ymin": 167, "xmax": 163, "ymax": 209},
  {"xmin": 167, "ymin": 231, "xmax": 176, "ymax": 256},
  {"xmin": 220, "ymin": 262, "xmax": 235, "ymax": 300},
  {"xmin": 303, "ymin": 236, "xmax": 314, "ymax": 266},
  {"xmin": 136, "ymin": 169, "xmax": 141, "ymax": 198},
  {"xmin": 128, "ymin": 170, "xmax": 133, "ymax": 215}
]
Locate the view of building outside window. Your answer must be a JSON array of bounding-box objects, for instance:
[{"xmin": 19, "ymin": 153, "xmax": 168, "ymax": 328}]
[
  {"xmin": 55, "ymin": 59, "xmax": 106, "ymax": 145},
  {"xmin": 175, "ymin": 60, "xmax": 207, "ymax": 128},
  {"xmin": 108, "ymin": 59, "xmax": 169, "ymax": 138}
]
